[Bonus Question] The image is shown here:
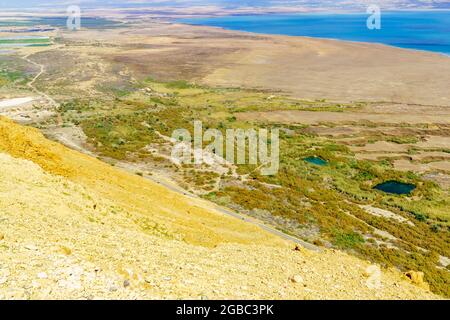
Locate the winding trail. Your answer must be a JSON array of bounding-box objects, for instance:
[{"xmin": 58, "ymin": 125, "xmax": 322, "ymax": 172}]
[
  {"xmin": 22, "ymin": 53, "xmax": 59, "ymax": 108},
  {"xmin": 114, "ymin": 161, "xmax": 320, "ymax": 252}
]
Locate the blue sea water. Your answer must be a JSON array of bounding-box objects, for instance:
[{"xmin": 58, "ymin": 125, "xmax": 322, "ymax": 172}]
[{"xmin": 180, "ymin": 11, "xmax": 450, "ymax": 55}]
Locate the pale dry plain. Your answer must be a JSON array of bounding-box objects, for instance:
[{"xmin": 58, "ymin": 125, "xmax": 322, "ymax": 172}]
[
  {"xmin": 3, "ymin": 19, "xmax": 449, "ymax": 105},
  {"xmin": 57, "ymin": 21, "xmax": 450, "ymax": 106}
]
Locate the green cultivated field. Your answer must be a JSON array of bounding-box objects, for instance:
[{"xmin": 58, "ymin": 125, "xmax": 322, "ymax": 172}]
[{"xmin": 0, "ymin": 38, "xmax": 49, "ymax": 44}]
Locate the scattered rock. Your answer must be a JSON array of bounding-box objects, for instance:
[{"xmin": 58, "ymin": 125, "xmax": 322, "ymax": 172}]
[
  {"xmin": 0, "ymin": 269, "xmax": 10, "ymax": 285},
  {"xmin": 57, "ymin": 278, "xmax": 79, "ymax": 290},
  {"xmin": 439, "ymin": 255, "xmax": 450, "ymax": 268},
  {"xmin": 109, "ymin": 286, "xmax": 118, "ymax": 292},
  {"xmin": 405, "ymin": 271, "xmax": 423, "ymax": 284},
  {"xmin": 59, "ymin": 246, "xmax": 72, "ymax": 256},
  {"xmin": 404, "ymin": 271, "xmax": 429, "ymax": 290},
  {"xmin": 290, "ymin": 275, "xmax": 304, "ymax": 284},
  {"xmin": 24, "ymin": 244, "xmax": 38, "ymax": 251}
]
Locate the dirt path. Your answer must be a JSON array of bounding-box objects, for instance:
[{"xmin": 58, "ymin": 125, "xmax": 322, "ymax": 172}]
[
  {"xmin": 22, "ymin": 50, "xmax": 60, "ymax": 109},
  {"xmin": 114, "ymin": 161, "xmax": 320, "ymax": 252}
]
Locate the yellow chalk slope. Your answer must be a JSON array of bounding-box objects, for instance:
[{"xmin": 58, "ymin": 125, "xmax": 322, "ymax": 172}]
[{"xmin": 0, "ymin": 117, "xmax": 279, "ymax": 247}]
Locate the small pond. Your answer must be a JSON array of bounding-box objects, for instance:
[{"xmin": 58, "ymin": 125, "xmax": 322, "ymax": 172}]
[
  {"xmin": 374, "ymin": 181, "xmax": 416, "ymax": 195},
  {"xmin": 304, "ymin": 157, "xmax": 328, "ymax": 166}
]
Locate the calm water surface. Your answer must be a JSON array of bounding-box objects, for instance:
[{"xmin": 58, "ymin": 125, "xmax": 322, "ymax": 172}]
[{"xmin": 180, "ymin": 11, "xmax": 450, "ymax": 55}]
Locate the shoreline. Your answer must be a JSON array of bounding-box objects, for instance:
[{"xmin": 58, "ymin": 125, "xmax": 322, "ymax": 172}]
[
  {"xmin": 178, "ymin": 21, "xmax": 450, "ymax": 58},
  {"xmin": 167, "ymin": 23, "xmax": 450, "ymax": 106},
  {"xmin": 176, "ymin": 10, "xmax": 450, "ymax": 58},
  {"xmin": 1, "ymin": 10, "xmax": 449, "ymax": 59}
]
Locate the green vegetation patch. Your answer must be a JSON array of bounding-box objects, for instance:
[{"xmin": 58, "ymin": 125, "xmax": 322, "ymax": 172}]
[
  {"xmin": 0, "ymin": 37, "xmax": 50, "ymax": 45},
  {"xmin": 0, "ymin": 68, "xmax": 28, "ymax": 87},
  {"xmin": 333, "ymin": 231, "xmax": 365, "ymax": 249}
]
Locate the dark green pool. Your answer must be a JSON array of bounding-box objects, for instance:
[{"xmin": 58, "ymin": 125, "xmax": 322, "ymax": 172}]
[
  {"xmin": 304, "ymin": 157, "xmax": 328, "ymax": 166},
  {"xmin": 374, "ymin": 181, "xmax": 416, "ymax": 195}
]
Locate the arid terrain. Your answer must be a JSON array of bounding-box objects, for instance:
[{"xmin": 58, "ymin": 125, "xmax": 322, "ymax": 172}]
[
  {"xmin": 0, "ymin": 116, "xmax": 437, "ymax": 300},
  {"xmin": 56, "ymin": 21, "xmax": 450, "ymax": 106},
  {"xmin": 0, "ymin": 13, "xmax": 449, "ymax": 299}
]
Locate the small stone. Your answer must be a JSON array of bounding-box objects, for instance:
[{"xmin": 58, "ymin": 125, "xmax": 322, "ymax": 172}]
[
  {"xmin": 0, "ymin": 233, "xmax": 4, "ymax": 241},
  {"xmin": 37, "ymin": 272, "xmax": 48, "ymax": 279},
  {"xmin": 404, "ymin": 271, "xmax": 423, "ymax": 284},
  {"xmin": 0, "ymin": 269, "xmax": 10, "ymax": 285},
  {"xmin": 123, "ymin": 280, "xmax": 130, "ymax": 288},
  {"xmin": 59, "ymin": 246, "xmax": 72, "ymax": 255},
  {"xmin": 109, "ymin": 286, "xmax": 118, "ymax": 292},
  {"xmin": 144, "ymin": 277, "xmax": 152, "ymax": 284},
  {"xmin": 290, "ymin": 275, "xmax": 304, "ymax": 284},
  {"xmin": 25, "ymin": 244, "xmax": 38, "ymax": 251}
]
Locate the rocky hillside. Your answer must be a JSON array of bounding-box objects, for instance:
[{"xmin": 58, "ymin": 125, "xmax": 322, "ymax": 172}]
[{"xmin": 0, "ymin": 117, "xmax": 438, "ymax": 299}]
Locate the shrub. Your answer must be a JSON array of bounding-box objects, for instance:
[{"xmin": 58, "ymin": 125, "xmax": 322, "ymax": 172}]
[{"xmin": 333, "ymin": 231, "xmax": 365, "ymax": 249}]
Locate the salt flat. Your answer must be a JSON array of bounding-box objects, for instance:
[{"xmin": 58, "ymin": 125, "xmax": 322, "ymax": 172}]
[{"xmin": 0, "ymin": 97, "xmax": 34, "ymax": 109}]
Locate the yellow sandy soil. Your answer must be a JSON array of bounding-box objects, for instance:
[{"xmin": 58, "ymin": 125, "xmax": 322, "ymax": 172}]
[{"xmin": 0, "ymin": 117, "xmax": 438, "ymax": 299}]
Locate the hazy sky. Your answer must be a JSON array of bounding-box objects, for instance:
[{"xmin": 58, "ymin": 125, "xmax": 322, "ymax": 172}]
[{"xmin": 0, "ymin": 0, "xmax": 449, "ymax": 10}]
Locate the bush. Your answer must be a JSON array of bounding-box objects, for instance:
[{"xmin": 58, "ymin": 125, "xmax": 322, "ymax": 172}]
[
  {"xmin": 415, "ymin": 213, "xmax": 427, "ymax": 222},
  {"xmin": 333, "ymin": 231, "xmax": 365, "ymax": 249}
]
